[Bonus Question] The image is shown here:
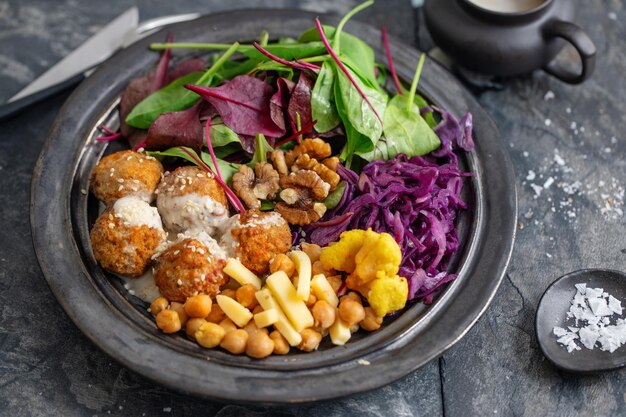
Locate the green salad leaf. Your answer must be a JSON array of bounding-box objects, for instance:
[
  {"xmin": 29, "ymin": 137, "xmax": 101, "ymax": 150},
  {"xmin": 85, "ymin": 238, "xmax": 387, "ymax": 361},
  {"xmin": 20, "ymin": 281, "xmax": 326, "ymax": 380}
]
[
  {"xmin": 210, "ymin": 123, "xmax": 244, "ymax": 159},
  {"xmin": 249, "ymin": 133, "xmax": 274, "ymax": 166},
  {"xmin": 299, "ymin": 25, "xmax": 377, "ymax": 87},
  {"xmin": 357, "ymin": 94, "xmax": 440, "ymax": 161},
  {"xmin": 334, "ymin": 64, "xmax": 386, "ymax": 145},
  {"xmin": 324, "ymin": 181, "xmax": 347, "ymax": 209},
  {"xmin": 311, "ymin": 61, "xmax": 341, "ymax": 133}
]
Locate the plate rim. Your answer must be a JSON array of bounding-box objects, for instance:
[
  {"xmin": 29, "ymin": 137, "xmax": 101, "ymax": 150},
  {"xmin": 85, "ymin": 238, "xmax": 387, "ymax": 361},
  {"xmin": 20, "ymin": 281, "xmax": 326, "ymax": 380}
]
[{"xmin": 30, "ymin": 9, "xmax": 517, "ymax": 403}]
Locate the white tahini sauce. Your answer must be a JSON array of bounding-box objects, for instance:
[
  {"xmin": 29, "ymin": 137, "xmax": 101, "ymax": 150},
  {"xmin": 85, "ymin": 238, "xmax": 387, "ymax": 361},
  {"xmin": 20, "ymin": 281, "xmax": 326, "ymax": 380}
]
[
  {"xmin": 157, "ymin": 193, "xmax": 229, "ymax": 236},
  {"xmin": 113, "ymin": 196, "xmax": 164, "ymax": 230},
  {"xmin": 120, "ymin": 271, "xmax": 161, "ymax": 303}
]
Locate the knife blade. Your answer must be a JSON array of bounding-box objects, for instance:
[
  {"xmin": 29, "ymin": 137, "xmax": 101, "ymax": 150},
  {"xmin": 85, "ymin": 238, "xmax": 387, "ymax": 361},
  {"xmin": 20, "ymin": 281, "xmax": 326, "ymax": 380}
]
[{"xmin": 8, "ymin": 7, "xmax": 139, "ymax": 103}]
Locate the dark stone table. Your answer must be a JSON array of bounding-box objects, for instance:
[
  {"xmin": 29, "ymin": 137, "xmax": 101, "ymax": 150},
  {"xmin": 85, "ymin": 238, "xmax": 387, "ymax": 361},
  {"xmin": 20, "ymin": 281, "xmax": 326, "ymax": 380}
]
[{"xmin": 0, "ymin": 0, "xmax": 624, "ymax": 415}]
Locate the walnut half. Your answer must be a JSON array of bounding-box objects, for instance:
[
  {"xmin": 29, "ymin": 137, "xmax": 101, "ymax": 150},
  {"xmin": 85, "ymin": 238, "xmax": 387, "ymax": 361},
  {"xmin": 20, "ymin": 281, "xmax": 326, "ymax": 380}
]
[
  {"xmin": 285, "ymin": 138, "xmax": 332, "ymax": 167},
  {"xmin": 275, "ymin": 170, "xmax": 330, "ymax": 226},
  {"xmin": 232, "ymin": 163, "xmax": 279, "ymax": 209},
  {"xmin": 291, "ymin": 153, "xmax": 340, "ymax": 190}
]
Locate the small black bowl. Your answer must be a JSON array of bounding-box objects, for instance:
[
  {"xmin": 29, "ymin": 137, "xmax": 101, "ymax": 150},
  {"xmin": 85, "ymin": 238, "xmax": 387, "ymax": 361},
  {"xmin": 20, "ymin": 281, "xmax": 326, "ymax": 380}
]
[{"xmin": 536, "ymin": 269, "xmax": 626, "ymax": 373}]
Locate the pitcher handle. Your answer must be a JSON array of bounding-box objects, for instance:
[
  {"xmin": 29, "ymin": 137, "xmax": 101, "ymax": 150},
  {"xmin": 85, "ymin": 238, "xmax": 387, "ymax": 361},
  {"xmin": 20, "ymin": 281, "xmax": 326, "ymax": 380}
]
[{"xmin": 542, "ymin": 20, "xmax": 596, "ymax": 84}]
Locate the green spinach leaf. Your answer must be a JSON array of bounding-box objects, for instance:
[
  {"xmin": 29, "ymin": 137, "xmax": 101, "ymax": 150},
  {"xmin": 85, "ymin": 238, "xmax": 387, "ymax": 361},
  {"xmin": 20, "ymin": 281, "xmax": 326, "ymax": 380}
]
[
  {"xmin": 299, "ymin": 25, "xmax": 377, "ymax": 86},
  {"xmin": 334, "ymin": 64, "xmax": 386, "ymax": 146},
  {"xmin": 412, "ymin": 93, "xmax": 437, "ymax": 128},
  {"xmin": 358, "ymin": 94, "xmax": 440, "ymax": 161},
  {"xmin": 210, "ymin": 123, "xmax": 244, "ymax": 158},
  {"xmin": 324, "ymin": 181, "xmax": 347, "ymax": 209},
  {"xmin": 240, "ymin": 42, "xmax": 326, "ymax": 61},
  {"xmin": 125, "ymin": 71, "xmax": 205, "ymax": 129},
  {"xmin": 311, "ymin": 61, "xmax": 341, "ymax": 133},
  {"xmin": 249, "ymin": 133, "xmax": 274, "ymax": 166}
]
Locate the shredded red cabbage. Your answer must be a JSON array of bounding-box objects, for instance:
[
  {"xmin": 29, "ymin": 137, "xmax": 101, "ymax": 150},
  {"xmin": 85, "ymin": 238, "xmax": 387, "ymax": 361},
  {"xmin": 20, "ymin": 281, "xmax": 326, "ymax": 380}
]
[{"xmin": 303, "ymin": 109, "xmax": 474, "ymax": 304}]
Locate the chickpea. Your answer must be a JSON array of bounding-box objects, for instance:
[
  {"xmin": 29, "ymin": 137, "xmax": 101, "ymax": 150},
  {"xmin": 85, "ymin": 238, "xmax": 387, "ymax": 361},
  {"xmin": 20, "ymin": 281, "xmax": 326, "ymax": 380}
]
[
  {"xmin": 298, "ymin": 328, "xmax": 322, "ymax": 352},
  {"xmin": 184, "ymin": 294, "xmax": 212, "ymax": 318},
  {"xmin": 246, "ymin": 332, "xmax": 275, "ymax": 358},
  {"xmin": 360, "ymin": 307, "xmax": 383, "ymax": 331},
  {"xmin": 186, "ymin": 317, "xmax": 208, "ymax": 339},
  {"xmin": 312, "ymin": 300, "xmax": 336, "ymax": 329},
  {"xmin": 305, "ymin": 293, "xmax": 318, "ymax": 308},
  {"xmin": 195, "ymin": 322, "xmax": 225, "ymax": 348},
  {"xmin": 326, "ymin": 275, "xmax": 343, "ymax": 293},
  {"xmin": 221, "ymin": 288, "xmax": 237, "ymax": 299},
  {"xmin": 269, "ymin": 253, "xmax": 295, "ymax": 277},
  {"xmin": 311, "ymin": 261, "xmax": 326, "ymax": 277},
  {"xmin": 269, "ymin": 330, "xmax": 290, "ymax": 355},
  {"xmin": 243, "ymin": 321, "xmax": 268, "ymax": 338},
  {"xmin": 220, "ymin": 329, "xmax": 248, "ymax": 354},
  {"xmin": 252, "ymin": 305, "xmax": 264, "ymax": 315},
  {"xmin": 156, "ymin": 309, "xmax": 181, "ymax": 334},
  {"xmin": 218, "ymin": 318, "xmax": 237, "ymax": 333},
  {"xmin": 236, "ymin": 284, "xmax": 258, "ymax": 309},
  {"xmin": 301, "ymin": 243, "xmax": 322, "ymax": 263},
  {"xmin": 338, "ymin": 299, "xmax": 365, "ymax": 326},
  {"xmin": 169, "ymin": 302, "xmax": 188, "ymax": 326},
  {"xmin": 149, "ymin": 297, "xmax": 169, "ymax": 316},
  {"xmin": 341, "ymin": 292, "xmax": 362, "ymax": 304},
  {"xmin": 206, "ymin": 304, "xmax": 226, "ymax": 323}
]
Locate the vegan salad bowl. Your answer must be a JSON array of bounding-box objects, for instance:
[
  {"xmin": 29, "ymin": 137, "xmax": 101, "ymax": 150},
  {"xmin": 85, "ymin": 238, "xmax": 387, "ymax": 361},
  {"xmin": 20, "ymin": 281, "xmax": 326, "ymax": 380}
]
[{"xmin": 31, "ymin": 5, "xmax": 516, "ymax": 403}]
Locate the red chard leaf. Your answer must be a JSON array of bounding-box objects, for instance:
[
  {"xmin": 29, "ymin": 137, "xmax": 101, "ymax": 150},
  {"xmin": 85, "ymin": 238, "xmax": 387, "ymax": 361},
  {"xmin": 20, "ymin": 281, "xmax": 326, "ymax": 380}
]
[
  {"xmin": 144, "ymin": 102, "xmax": 204, "ymax": 152},
  {"xmin": 237, "ymin": 134, "xmax": 257, "ymax": 154},
  {"xmin": 186, "ymin": 75, "xmax": 286, "ymax": 138},
  {"xmin": 166, "ymin": 58, "xmax": 205, "ymax": 82},
  {"xmin": 127, "ymin": 130, "xmax": 147, "ymax": 150},
  {"xmin": 270, "ymin": 77, "xmax": 295, "ymax": 131},
  {"xmin": 287, "ymin": 73, "xmax": 314, "ymax": 135}
]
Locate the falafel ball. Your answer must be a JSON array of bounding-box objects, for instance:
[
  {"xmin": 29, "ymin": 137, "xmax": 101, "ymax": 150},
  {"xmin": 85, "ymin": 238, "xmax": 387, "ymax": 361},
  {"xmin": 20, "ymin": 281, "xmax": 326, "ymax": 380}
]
[
  {"xmin": 153, "ymin": 232, "xmax": 228, "ymax": 302},
  {"xmin": 221, "ymin": 210, "xmax": 292, "ymax": 276},
  {"xmin": 90, "ymin": 196, "xmax": 166, "ymax": 277},
  {"xmin": 156, "ymin": 166, "xmax": 229, "ymax": 235},
  {"xmin": 90, "ymin": 150, "xmax": 163, "ymax": 206}
]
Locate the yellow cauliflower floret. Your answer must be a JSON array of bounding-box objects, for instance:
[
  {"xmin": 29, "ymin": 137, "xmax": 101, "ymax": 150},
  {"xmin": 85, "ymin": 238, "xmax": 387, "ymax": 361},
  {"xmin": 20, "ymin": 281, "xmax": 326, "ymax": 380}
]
[
  {"xmin": 367, "ymin": 274, "xmax": 408, "ymax": 317},
  {"xmin": 320, "ymin": 229, "xmax": 368, "ymax": 273},
  {"xmin": 353, "ymin": 232, "xmax": 402, "ymax": 284},
  {"xmin": 323, "ymin": 228, "xmax": 408, "ymax": 317}
]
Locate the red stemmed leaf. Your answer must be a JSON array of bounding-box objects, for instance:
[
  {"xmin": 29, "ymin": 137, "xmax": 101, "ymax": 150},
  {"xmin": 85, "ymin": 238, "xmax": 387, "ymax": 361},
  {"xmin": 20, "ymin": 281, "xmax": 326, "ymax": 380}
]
[
  {"xmin": 274, "ymin": 119, "xmax": 318, "ymax": 147},
  {"xmin": 144, "ymin": 102, "xmax": 204, "ymax": 152},
  {"xmin": 252, "ymin": 42, "xmax": 321, "ymax": 72},
  {"xmin": 381, "ymin": 26, "xmax": 403, "ymax": 95},
  {"xmin": 186, "ymin": 75, "xmax": 286, "ymax": 138},
  {"xmin": 152, "ymin": 33, "xmax": 174, "ymax": 90},
  {"xmin": 166, "ymin": 58, "xmax": 205, "ymax": 81},
  {"xmin": 177, "ymin": 146, "xmax": 246, "ymax": 214},
  {"xmin": 315, "ymin": 18, "xmax": 383, "ymax": 125},
  {"xmin": 287, "ymin": 73, "xmax": 314, "ymax": 134},
  {"xmin": 270, "ymin": 77, "xmax": 295, "ymax": 131}
]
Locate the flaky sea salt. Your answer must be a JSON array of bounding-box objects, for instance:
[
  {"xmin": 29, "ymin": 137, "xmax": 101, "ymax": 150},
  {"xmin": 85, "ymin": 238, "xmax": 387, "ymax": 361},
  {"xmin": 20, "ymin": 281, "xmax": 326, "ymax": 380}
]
[{"xmin": 554, "ymin": 284, "xmax": 626, "ymax": 353}]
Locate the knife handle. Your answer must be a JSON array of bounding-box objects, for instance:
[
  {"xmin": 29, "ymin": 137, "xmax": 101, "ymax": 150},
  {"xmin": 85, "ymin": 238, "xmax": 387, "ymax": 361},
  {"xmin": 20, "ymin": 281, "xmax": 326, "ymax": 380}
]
[{"xmin": 0, "ymin": 73, "xmax": 85, "ymax": 122}]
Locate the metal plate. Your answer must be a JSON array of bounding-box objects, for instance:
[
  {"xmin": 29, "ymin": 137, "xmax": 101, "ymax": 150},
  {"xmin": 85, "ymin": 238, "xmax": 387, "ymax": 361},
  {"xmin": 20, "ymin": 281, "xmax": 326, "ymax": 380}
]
[{"xmin": 31, "ymin": 10, "xmax": 516, "ymax": 404}]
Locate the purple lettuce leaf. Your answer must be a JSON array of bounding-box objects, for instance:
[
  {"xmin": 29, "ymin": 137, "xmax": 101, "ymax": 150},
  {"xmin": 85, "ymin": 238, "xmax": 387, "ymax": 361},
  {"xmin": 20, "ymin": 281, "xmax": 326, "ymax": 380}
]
[{"xmin": 186, "ymin": 75, "xmax": 286, "ymax": 138}]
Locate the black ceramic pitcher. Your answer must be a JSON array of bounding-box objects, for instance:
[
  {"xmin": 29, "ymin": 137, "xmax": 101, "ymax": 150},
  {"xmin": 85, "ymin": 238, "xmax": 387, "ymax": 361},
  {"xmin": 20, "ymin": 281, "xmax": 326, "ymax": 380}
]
[{"xmin": 424, "ymin": 0, "xmax": 596, "ymax": 84}]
